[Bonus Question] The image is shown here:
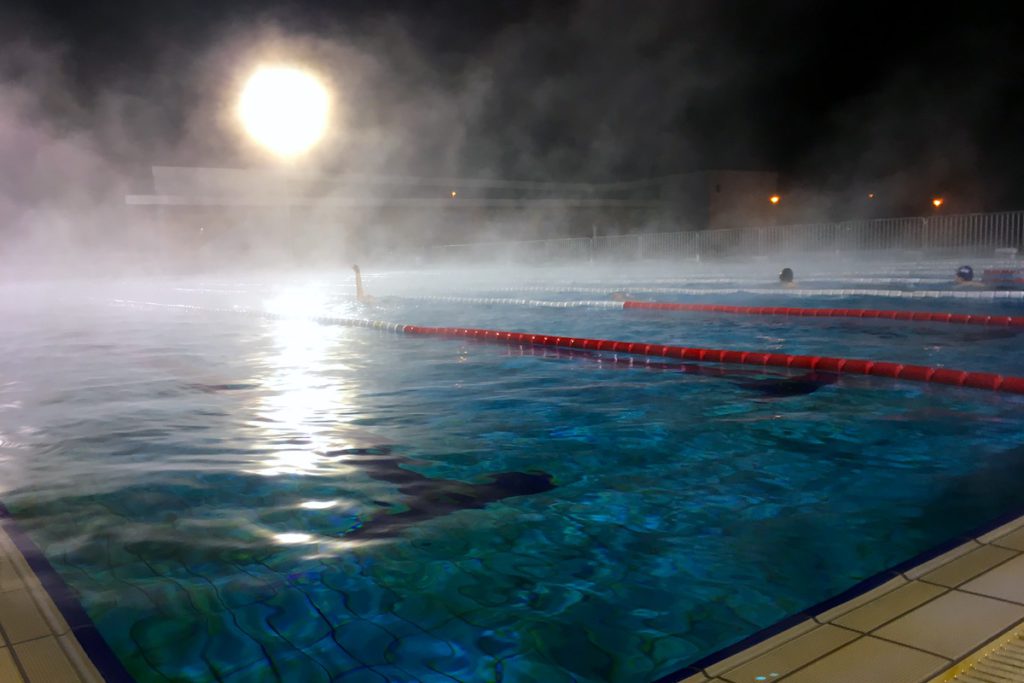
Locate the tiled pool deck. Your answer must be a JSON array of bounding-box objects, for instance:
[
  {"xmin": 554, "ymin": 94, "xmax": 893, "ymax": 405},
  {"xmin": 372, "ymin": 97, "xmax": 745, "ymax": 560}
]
[
  {"xmin": 0, "ymin": 522, "xmax": 104, "ymax": 682},
  {"xmin": 669, "ymin": 513, "xmax": 1024, "ymax": 683},
  {"xmin": 2, "ymin": 510, "xmax": 1024, "ymax": 682}
]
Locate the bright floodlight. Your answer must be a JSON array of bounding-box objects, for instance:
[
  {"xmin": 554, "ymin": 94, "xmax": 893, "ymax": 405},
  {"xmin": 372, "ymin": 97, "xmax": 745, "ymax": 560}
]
[
  {"xmin": 238, "ymin": 66, "xmax": 330, "ymax": 158},
  {"xmin": 769, "ymin": 195, "xmax": 781, "ymax": 205}
]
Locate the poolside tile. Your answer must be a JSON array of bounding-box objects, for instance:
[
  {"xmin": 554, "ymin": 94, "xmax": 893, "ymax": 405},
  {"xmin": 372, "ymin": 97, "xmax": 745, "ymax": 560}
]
[
  {"xmin": 0, "ymin": 646, "xmax": 24, "ymax": 683},
  {"xmin": 918, "ymin": 544, "xmax": 1018, "ymax": 588},
  {"xmin": 832, "ymin": 580, "xmax": 947, "ymax": 633},
  {"xmin": 703, "ymin": 620, "xmax": 817, "ymax": 677},
  {"xmin": 0, "ymin": 542, "xmax": 83, "ymax": 629},
  {"xmin": 24, "ymin": 582, "xmax": 72, "ymax": 636},
  {"xmin": 782, "ymin": 636, "xmax": 946, "ymax": 683},
  {"xmin": 812, "ymin": 575, "xmax": 906, "ymax": 623},
  {"xmin": 873, "ymin": 589, "xmax": 1024, "ymax": 659},
  {"xmin": 718, "ymin": 624, "xmax": 858, "ymax": 683},
  {"xmin": 14, "ymin": 635, "xmax": 81, "ymax": 683},
  {"xmin": 961, "ymin": 552, "xmax": 1024, "ymax": 604},
  {"xmin": 0, "ymin": 531, "xmax": 32, "ymax": 582},
  {"xmin": 977, "ymin": 515, "xmax": 1024, "ymax": 545},
  {"xmin": 988, "ymin": 525, "xmax": 1024, "ymax": 552},
  {"xmin": 902, "ymin": 540, "xmax": 981, "ymax": 580},
  {"xmin": 55, "ymin": 633, "xmax": 104, "ymax": 683},
  {"xmin": 0, "ymin": 588, "xmax": 53, "ymax": 644},
  {"xmin": 0, "ymin": 555, "xmax": 25, "ymax": 593}
]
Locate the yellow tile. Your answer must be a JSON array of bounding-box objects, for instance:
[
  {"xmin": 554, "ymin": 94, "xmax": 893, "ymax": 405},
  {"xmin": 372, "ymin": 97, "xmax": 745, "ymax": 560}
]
[
  {"xmin": 0, "ymin": 531, "xmax": 32, "ymax": 582},
  {"xmin": 903, "ymin": 541, "xmax": 981, "ymax": 580},
  {"xmin": 961, "ymin": 553, "xmax": 1024, "ymax": 604},
  {"xmin": 14, "ymin": 636, "xmax": 81, "ymax": 683},
  {"xmin": 874, "ymin": 589, "xmax": 1024, "ymax": 659},
  {"xmin": 0, "ymin": 556, "xmax": 25, "ymax": 593},
  {"xmin": 977, "ymin": 515, "xmax": 1024, "ymax": 545},
  {"xmin": 24, "ymin": 584, "xmax": 71, "ymax": 637},
  {"xmin": 0, "ymin": 589, "xmax": 52, "ymax": 644},
  {"xmin": 0, "ymin": 647, "xmax": 25, "ymax": 683},
  {"xmin": 989, "ymin": 525, "xmax": 1024, "ymax": 552},
  {"xmin": 833, "ymin": 581, "xmax": 947, "ymax": 632},
  {"xmin": 56, "ymin": 634, "xmax": 103, "ymax": 683},
  {"xmin": 919, "ymin": 544, "xmax": 1018, "ymax": 587},
  {"xmin": 719, "ymin": 624, "xmax": 859, "ymax": 683},
  {"xmin": 783, "ymin": 636, "xmax": 946, "ymax": 683},
  {"xmin": 813, "ymin": 575, "xmax": 907, "ymax": 624},
  {"xmin": 704, "ymin": 620, "xmax": 818, "ymax": 677},
  {"xmin": 0, "ymin": 533, "xmax": 71, "ymax": 637}
]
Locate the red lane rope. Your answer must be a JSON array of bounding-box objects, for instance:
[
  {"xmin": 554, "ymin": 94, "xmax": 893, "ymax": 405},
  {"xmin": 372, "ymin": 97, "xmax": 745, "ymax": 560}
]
[
  {"xmin": 114, "ymin": 301, "xmax": 1024, "ymax": 396},
  {"xmin": 623, "ymin": 301, "xmax": 1024, "ymax": 327},
  {"xmin": 400, "ymin": 324, "xmax": 1024, "ymax": 395}
]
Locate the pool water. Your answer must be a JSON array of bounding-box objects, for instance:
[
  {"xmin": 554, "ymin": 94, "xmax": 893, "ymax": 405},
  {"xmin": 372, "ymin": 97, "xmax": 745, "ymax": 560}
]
[{"xmin": 1, "ymin": 271, "xmax": 1024, "ymax": 682}]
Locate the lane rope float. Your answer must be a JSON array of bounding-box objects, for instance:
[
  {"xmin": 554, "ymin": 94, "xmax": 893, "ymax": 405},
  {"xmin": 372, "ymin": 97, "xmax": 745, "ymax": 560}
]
[
  {"xmin": 114, "ymin": 299, "xmax": 1024, "ymax": 395},
  {"xmin": 620, "ymin": 301, "xmax": 1024, "ymax": 326},
  {"xmin": 520, "ymin": 276, "xmax": 950, "ymax": 286}
]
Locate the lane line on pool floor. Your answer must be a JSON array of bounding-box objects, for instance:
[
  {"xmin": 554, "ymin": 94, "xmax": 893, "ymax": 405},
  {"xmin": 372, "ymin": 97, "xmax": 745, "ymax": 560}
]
[
  {"xmin": 114, "ymin": 299, "xmax": 1024, "ymax": 394},
  {"xmin": 387, "ymin": 295, "xmax": 1024, "ymax": 327}
]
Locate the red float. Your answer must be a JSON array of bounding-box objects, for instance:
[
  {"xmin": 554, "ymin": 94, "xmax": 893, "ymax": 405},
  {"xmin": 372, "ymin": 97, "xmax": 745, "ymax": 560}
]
[
  {"xmin": 621, "ymin": 301, "xmax": 1024, "ymax": 326},
  {"xmin": 400, "ymin": 323, "xmax": 1024, "ymax": 395}
]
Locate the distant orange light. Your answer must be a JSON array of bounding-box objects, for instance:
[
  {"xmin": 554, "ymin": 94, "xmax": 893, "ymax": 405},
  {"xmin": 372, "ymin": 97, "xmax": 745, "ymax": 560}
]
[
  {"xmin": 932, "ymin": 197, "xmax": 944, "ymax": 208},
  {"xmin": 769, "ymin": 195, "xmax": 780, "ymax": 205},
  {"xmin": 867, "ymin": 193, "xmax": 875, "ymax": 199},
  {"xmin": 451, "ymin": 191, "xmax": 457, "ymax": 199}
]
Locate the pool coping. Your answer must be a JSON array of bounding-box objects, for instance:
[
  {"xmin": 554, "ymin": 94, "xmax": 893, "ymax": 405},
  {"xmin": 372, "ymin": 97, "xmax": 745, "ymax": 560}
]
[
  {"xmin": 0, "ymin": 502, "xmax": 134, "ymax": 683},
  {"xmin": 654, "ymin": 503, "xmax": 1024, "ymax": 683}
]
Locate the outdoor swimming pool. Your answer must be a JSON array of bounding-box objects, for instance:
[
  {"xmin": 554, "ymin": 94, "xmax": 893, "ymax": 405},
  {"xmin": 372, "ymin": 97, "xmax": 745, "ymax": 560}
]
[{"xmin": 1, "ymin": 265, "xmax": 1023, "ymax": 682}]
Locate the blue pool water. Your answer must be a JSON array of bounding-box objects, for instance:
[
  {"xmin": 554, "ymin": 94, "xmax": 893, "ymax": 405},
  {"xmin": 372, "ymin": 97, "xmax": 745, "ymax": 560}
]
[{"xmin": 1, "ymin": 271, "xmax": 1024, "ymax": 682}]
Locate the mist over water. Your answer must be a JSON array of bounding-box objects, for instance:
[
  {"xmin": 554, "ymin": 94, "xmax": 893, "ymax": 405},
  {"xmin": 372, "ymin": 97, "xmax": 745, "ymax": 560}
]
[
  {"xmin": 2, "ymin": 2, "xmax": 1023, "ymax": 280},
  {"xmin": 2, "ymin": 3, "xmax": 1024, "ymax": 680}
]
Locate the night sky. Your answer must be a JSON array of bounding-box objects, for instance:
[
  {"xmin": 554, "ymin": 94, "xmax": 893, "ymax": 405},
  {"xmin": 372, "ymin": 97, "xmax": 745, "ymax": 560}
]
[{"xmin": 4, "ymin": 1, "xmax": 1024, "ymax": 212}]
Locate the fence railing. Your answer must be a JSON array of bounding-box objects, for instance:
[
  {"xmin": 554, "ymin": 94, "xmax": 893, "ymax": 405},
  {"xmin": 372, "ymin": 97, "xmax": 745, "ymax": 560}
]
[{"xmin": 428, "ymin": 210, "xmax": 1024, "ymax": 262}]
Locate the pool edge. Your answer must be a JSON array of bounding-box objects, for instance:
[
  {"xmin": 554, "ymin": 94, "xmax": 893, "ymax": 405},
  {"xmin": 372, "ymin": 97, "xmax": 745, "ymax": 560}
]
[
  {"xmin": 3, "ymin": 503, "xmax": 1023, "ymax": 683},
  {"xmin": 0, "ymin": 502, "xmax": 135, "ymax": 683},
  {"xmin": 653, "ymin": 504, "xmax": 1024, "ymax": 683}
]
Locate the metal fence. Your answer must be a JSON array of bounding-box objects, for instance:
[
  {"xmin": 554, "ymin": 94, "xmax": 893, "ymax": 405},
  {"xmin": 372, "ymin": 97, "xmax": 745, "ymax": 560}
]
[{"xmin": 429, "ymin": 210, "xmax": 1024, "ymax": 262}]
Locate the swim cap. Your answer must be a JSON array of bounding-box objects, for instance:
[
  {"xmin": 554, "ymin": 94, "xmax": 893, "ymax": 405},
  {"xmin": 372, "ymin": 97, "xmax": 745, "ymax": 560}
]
[
  {"xmin": 779, "ymin": 268, "xmax": 794, "ymax": 283},
  {"xmin": 956, "ymin": 265, "xmax": 974, "ymax": 281}
]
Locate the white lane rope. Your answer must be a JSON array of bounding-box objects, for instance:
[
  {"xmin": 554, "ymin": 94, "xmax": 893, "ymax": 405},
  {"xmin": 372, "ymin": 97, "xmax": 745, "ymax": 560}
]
[
  {"xmin": 519, "ymin": 276, "xmax": 950, "ymax": 286},
  {"xmin": 389, "ymin": 295, "xmax": 625, "ymax": 309},
  {"xmin": 487, "ymin": 286, "xmax": 1024, "ymax": 300}
]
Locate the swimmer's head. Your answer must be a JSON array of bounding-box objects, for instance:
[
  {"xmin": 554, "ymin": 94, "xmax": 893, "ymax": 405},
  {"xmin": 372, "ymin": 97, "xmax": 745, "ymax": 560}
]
[
  {"xmin": 610, "ymin": 291, "xmax": 629, "ymax": 301},
  {"xmin": 956, "ymin": 265, "xmax": 974, "ymax": 282},
  {"xmin": 779, "ymin": 267, "xmax": 794, "ymax": 284}
]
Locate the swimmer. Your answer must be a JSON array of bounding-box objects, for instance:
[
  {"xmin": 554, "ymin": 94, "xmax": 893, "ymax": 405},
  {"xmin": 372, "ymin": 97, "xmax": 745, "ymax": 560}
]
[
  {"xmin": 609, "ymin": 291, "xmax": 630, "ymax": 301},
  {"xmin": 779, "ymin": 267, "xmax": 796, "ymax": 288},
  {"xmin": 954, "ymin": 265, "xmax": 984, "ymax": 287},
  {"xmin": 352, "ymin": 264, "xmax": 377, "ymax": 304}
]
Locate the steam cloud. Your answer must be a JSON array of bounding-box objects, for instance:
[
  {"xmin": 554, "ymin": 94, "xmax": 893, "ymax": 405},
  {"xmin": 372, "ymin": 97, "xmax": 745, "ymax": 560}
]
[{"xmin": 0, "ymin": 1, "xmax": 1020, "ymax": 277}]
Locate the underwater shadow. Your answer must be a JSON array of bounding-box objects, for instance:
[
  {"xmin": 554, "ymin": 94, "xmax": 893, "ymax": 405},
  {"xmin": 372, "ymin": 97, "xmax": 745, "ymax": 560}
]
[{"xmin": 326, "ymin": 447, "xmax": 555, "ymax": 541}]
